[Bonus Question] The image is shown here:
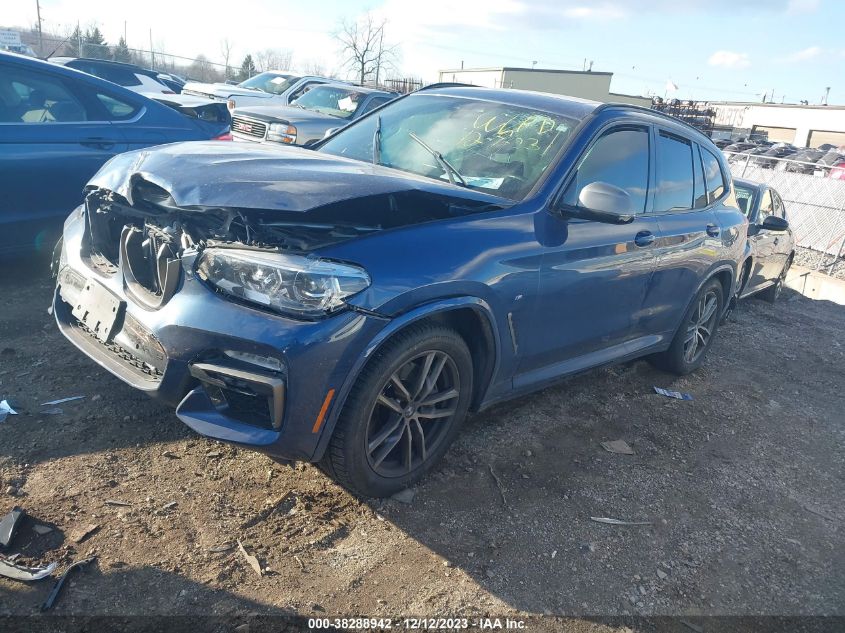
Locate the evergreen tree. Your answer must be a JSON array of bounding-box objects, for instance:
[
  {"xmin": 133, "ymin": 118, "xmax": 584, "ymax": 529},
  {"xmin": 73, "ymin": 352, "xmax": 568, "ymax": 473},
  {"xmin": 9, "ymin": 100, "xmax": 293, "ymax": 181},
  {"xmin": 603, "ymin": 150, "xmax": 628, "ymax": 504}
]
[
  {"xmin": 112, "ymin": 36, "xmax": 132, "ymax": 63},
  {"xmin": 239, "ymin": 54, "xmax": 256, "ymax": 81},
  {"xmin": 83, "ymin": 26, "xmax": 110, "ymax": 59},
  {"xmin": 64, "ymin": 25, "xmax": 82, "ymax": 57}
]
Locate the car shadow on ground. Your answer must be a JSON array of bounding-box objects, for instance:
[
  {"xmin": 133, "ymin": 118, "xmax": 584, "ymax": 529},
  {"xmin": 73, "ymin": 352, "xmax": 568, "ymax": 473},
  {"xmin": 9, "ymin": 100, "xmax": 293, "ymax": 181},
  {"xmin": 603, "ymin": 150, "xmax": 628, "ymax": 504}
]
[{"xmin": 3, "ymin": 258, "xmax": 844, "ymax": 621}]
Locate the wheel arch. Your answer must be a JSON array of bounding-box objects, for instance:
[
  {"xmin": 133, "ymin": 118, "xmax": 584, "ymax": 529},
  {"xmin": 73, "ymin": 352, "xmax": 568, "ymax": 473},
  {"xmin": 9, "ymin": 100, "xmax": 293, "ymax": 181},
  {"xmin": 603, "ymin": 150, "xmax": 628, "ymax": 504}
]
[{"xmin": 310, "ymin": 297, "xmax": 501, "ymax": 462}]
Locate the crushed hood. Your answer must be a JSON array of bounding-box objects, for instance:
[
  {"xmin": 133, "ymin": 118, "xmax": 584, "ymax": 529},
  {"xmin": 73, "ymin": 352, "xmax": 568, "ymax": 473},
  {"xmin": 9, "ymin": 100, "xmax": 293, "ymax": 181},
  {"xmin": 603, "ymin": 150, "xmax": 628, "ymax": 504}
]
[{"xmin": 86, "ymin": 141, "xmax": 507, "ymax": 213}]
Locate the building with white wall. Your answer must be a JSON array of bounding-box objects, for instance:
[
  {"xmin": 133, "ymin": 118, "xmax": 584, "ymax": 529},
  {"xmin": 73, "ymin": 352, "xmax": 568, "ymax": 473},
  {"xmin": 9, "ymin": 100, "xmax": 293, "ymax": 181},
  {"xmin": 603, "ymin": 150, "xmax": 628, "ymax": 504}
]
[
  {"xmin": 437, "ymin": 66, "xmax": 651, "ymax": 107},
  {"xmin": 710, "ymin": 102, "xmax": 845, "ymax": 148}
]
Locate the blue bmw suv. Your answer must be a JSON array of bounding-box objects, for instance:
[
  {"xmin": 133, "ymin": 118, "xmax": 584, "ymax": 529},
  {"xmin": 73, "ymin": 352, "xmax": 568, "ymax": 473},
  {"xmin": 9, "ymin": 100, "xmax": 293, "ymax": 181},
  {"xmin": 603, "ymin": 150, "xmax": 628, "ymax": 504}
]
[{"xmin": 54, "ymin": 86, "xmax": 746, "ymax": 497}]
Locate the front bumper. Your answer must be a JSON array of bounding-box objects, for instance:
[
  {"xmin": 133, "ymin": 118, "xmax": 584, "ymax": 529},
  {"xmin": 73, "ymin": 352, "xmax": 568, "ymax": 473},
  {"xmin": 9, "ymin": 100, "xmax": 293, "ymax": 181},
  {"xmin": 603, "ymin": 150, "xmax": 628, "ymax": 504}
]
[{"xmin": 53, "ymin": 206, "xmax": 386, "ymax": 461}]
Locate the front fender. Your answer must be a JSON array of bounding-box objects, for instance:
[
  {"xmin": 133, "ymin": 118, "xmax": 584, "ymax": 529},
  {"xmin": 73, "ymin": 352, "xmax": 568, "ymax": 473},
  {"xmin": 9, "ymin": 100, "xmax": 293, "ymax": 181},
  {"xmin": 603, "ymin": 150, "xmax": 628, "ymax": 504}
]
[{"xmin": 310, "ymin": 296, "xmax": 501, "ymax": 461}]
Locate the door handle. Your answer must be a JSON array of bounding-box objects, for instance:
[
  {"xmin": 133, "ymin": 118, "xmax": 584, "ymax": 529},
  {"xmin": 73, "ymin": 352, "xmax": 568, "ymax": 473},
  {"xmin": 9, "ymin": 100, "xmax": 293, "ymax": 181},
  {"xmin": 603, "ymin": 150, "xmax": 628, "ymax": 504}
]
[
  {"xmin": 706, "ymin": 224, "xmax": 721, "ymax": 238},
  {"xmin": 81, "ymin": 137, "xmax": 116, "ymax": 150},
  {"xmin": 634, "ymin": 231, "xmax": 655, "ymax": 247}
]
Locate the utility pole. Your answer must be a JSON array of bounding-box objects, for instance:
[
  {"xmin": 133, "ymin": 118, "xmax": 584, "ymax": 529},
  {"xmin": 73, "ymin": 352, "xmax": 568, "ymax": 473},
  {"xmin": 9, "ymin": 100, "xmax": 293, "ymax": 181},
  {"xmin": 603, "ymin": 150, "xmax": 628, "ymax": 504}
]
[
  {"xmin": 374, "ymin": 26, "xmax": 385, "ymax": 87},
  {"xmin": 124, "ymin": 20, "xmax": 127, "ymax": 45},
  {"xmin": 77, "ymin": 20, "xmax": 82, "ymax": 57},
  {"xmin": 149, "ymin": 28, "xmax": 154, "ymax": 70},
  {"xmin": 35, "ymin": 0, "xmax": 44, "ymax": 56}
]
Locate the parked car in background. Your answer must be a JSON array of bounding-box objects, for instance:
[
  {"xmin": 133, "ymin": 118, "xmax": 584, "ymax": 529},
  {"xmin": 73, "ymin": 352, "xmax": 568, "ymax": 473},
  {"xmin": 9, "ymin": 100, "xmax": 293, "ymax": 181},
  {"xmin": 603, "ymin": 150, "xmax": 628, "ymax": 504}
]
[
  {"xmin": 148, "ymin": 92, "xmax": 232, "ymax": 139},
  {"xmin": 780, "ymin": 147, "xmax": 825, "ymax": 173},
  {"xmin": 53, "ymin": 86, "xmax": 746, "ymax": 496},
  {"xmin": 49, "ymin": 57, "xmax": 183, "ymax": 94},
  {"xmin": 749, "ymin": 142, "xmax": 799, "ymax": 168},
  {"xmin": 733, "ymin": 178, "xmax": 794, "ymax": 302},
  {"xmin": 0, "ymin": 52, "xmax": 231, "ymax": 256},
  {"xmin": 231, "ymin": 83, "xmax": 397, "ymax": 145},
  {"xmin": 827, "ymin": 155, "xmax": 845, "ymax": 180},
  {"xmin": 183, "ymin": 71, "xmax": 336, "ymax": 110}
]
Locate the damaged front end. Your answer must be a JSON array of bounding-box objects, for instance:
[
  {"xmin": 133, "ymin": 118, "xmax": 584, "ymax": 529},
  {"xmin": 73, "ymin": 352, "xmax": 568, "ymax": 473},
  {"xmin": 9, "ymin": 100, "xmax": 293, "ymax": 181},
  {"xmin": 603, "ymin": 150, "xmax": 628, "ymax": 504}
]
[{"xmin": 52, "ymin": 141, "xmax": 510, "ymax": 459}]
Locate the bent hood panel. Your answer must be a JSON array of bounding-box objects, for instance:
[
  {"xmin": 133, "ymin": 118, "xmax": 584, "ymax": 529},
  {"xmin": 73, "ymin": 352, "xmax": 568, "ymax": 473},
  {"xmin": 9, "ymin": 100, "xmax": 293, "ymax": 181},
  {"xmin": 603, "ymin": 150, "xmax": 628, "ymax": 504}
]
[{"xmin": 86, "ymin": 141, "xmax": 506, "ymax": 213}]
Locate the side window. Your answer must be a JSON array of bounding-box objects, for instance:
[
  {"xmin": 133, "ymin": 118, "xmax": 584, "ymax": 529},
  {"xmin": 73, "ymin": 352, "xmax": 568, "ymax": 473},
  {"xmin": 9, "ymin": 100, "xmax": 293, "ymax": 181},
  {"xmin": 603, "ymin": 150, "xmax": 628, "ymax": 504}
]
[
  {"xmin": 0, "ymin": 68, "xmax": 88, "ymax": 123},
  {"xmin": 95, "ymin": 92, "xmax": 140, "ymax": 120},
  {"xmin": 288, "ymin": 81, "xmax": 318, "ymax": 101},
  {"xmin": 693, "ymin": 145, "xmax": 707, "ymax": 208},
  {"xmin": 701, "ymin": 147, "xmax": 727, "ymax": 202},
  {"xmin": 758, "ymin": 190, "xmax": 773, "ymax": 224},
  {"xmin": 654, "ymin": 131, "xmax": 695, "ymax": 213},
  {"xmin": 772, "ymin": 191, "xmax": 786, "ymax": 218},
  {"xmin": 358, "ymin": 96, "xmax": 390, "ymax": 116},
  {"xmin": 562, "ymin": 126, "xmax": 650, "ymax": 214}
]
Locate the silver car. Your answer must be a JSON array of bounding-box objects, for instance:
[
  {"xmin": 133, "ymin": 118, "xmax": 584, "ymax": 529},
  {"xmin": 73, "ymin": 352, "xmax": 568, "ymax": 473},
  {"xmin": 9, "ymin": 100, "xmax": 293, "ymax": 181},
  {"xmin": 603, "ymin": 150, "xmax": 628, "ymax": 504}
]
[
  {"xmin": 231, "ymin": 83, "xmax": 397, "ymax": 146},
  {"xmin": 182, "ymin": 71, "xmax": 336, "ymax": 109}
]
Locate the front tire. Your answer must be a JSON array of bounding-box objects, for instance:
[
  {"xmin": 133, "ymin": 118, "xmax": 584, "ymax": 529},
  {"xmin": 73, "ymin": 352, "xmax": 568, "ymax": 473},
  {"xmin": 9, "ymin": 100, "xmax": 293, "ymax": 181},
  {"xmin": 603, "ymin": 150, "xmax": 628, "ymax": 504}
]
[
  {"xmin": 321, "ymin": 323, "xmax": 473, "ymax": 498},
  {"xmin": 649, "ymin": 279, "xmax": 724, "ymax": 375}
]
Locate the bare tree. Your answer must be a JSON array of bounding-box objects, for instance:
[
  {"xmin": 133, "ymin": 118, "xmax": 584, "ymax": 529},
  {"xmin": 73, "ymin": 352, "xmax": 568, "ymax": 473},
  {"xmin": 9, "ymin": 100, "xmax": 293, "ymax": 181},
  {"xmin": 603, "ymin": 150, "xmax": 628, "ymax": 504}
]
[
  {"xmin": 254, "ymin": 48, "xmax": 293, "ymax": 72},
  {"xmin": 220, "ymin": 38, "xmax": 233, "ymax": 79},
  {"xmin": 334, "ymin": 12, "xmax": 398, "ymax": 86},
  {"xmin": 299, "ymin": 58, "xmax": 328, "ymax": 77}
]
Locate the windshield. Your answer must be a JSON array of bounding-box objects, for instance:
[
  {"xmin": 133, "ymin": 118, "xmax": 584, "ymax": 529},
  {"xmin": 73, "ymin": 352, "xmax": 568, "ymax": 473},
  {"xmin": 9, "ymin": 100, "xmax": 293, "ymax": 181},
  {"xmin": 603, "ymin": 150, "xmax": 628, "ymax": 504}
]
[
  {"xmin": 318, "ymin": 94, "xmax": 578, "ymax": 200},
  {"xmin": 293, "ymin": 86, "xmax": 368, "ymax": 120},
  {"xmin": 237, "ymin": 72, "xmax": 298, "ymax": 95}
]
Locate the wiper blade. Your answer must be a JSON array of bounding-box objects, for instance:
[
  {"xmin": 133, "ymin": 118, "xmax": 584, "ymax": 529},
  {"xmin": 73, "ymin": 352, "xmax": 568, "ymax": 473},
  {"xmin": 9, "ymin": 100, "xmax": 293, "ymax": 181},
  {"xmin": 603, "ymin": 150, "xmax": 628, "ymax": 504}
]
[
  {"xmin": 372, "ymin": 115, "xmax": 382, "ymax": 166},
  {"xmin": 408, "ymin": 131, "xmax": 466, "ymax": 187}
]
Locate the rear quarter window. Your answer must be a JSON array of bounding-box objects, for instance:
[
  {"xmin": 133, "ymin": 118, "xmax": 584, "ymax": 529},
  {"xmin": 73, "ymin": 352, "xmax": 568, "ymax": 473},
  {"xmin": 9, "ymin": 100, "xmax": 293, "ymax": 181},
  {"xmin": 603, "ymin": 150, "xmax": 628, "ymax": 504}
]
[
  {"xmin": 95, "ymin": 92, "xmax": 140, "ymax": 120},
  {"xmin": 701, "ymin": 147, "xmax": 727, "ymax": 202}
]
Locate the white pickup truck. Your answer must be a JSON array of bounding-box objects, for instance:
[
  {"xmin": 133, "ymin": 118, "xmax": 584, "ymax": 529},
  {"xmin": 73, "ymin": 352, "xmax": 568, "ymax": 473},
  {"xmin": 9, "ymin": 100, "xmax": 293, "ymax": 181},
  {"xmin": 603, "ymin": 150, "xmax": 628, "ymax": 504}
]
[{"xmin": 182, "ymin": 71, "xmax": 337, "ymax": 110}]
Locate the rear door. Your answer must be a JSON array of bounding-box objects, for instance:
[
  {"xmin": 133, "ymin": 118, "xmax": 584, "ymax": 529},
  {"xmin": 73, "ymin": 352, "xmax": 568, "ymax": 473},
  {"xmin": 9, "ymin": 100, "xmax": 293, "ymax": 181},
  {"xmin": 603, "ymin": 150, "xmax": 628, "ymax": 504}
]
[
  {"xmin": 518, "ymin": 123, "xmax": 661, "ymax": 381},
  {"xmin": 770, "ymin": 190, "xmax": 792, "ymax": 271},
  {"xmin": 748, "ymin": 188, "xmax": 779, "ymax": 287},
  {"xmin": 0, "ymin": 62, "xmax": 127, "ymax": 253},
  {"xmin": 642, "ymin": 131, "xmax": 720, "ymax": 338}
]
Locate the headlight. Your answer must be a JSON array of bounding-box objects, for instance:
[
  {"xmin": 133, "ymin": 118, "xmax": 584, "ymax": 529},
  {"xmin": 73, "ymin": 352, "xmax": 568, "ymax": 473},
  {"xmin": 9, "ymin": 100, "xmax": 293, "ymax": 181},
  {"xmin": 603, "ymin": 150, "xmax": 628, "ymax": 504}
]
[
  {"xmin": 196, "ymin": 249, "xmax": 370, "ymax": 318},
  {"xmin": 267, "ymin": 122, "xmax": 297, "ymax": 144}
]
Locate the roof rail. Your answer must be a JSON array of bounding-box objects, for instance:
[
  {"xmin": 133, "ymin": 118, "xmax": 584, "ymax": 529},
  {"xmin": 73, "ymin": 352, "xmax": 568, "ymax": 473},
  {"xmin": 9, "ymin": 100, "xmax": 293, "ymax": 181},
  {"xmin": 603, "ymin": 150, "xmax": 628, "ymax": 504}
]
[
  {"xmin": 415, "ymin": 82, "xmax": 478, "ymax": 92},
  {"xmin": 596, "ymin": 102, "xmax": 714, "ymax": 141}
]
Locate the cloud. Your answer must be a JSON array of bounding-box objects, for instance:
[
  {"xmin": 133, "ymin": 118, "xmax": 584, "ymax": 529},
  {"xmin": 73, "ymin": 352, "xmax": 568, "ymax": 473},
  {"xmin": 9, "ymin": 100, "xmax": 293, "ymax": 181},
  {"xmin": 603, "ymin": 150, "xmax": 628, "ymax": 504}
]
[
  {"xmin": 786, "ymin": 0, "xmax": 821, "ymax": 14},
  {"xmin": 708, "ymin": 50, "xmax": 751, "ymax": 69},
  {"xmin": 782, "ymin": 46, "xmax": 822, "ymax": 62}
]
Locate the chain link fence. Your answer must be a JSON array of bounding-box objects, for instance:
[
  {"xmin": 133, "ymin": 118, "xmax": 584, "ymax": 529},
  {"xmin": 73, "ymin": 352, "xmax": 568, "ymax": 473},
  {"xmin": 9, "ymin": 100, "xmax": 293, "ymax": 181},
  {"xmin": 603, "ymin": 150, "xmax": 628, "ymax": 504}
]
[{"xmin": 725, "ymin": 151, "xmax": 845, "ymax": 275}]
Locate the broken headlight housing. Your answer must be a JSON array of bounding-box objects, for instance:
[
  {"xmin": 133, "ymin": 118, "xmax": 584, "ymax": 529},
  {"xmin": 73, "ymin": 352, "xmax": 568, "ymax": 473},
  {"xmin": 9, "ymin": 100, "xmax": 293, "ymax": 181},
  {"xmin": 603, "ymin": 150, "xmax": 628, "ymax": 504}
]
[{"xmin": 196, "ymin": 248, "xmax": 369, "ymax": 319}]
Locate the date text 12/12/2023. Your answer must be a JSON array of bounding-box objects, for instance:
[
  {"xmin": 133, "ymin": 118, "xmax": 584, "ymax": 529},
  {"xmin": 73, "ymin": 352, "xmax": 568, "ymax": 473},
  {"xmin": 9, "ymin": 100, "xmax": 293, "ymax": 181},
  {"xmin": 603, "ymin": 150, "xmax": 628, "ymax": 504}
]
[{"xmin": 308, "ymin": 617, "xmax": 528, "ymax": 630}]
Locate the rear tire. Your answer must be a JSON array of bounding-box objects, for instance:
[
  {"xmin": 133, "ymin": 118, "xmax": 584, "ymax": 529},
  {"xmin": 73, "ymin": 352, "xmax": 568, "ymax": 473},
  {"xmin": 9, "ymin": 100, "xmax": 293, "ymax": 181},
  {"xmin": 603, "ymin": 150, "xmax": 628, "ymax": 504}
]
[
  {"xmin": 649, "ymin": 279, "xmax": 724, "ymax": 375},
  {"xmin": 760, "ymin": 256, "xmax": 792, "ymax": 303},
  {"xmin": 321, "ymin": 323, "xmax": 473, "ymax": 498}
]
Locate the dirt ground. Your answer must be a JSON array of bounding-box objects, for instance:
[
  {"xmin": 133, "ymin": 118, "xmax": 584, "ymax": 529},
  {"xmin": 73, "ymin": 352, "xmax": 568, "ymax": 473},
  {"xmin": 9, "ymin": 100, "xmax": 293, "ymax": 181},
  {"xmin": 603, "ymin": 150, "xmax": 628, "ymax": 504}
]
[{"xmin": 1, "ymin": 257, "xmax": 843, "ymax": 631}]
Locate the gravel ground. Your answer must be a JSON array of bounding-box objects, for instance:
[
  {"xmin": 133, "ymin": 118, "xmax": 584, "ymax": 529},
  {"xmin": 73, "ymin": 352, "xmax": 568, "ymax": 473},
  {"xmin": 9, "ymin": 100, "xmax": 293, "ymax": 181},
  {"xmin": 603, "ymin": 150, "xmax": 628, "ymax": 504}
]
[
  {"xmin": 1, "ymin": 259, "xmax": 843, "ymax": 631},
  {"xmin": 793, "ymin": 247, "xmax": 845, "ymax": 280}
]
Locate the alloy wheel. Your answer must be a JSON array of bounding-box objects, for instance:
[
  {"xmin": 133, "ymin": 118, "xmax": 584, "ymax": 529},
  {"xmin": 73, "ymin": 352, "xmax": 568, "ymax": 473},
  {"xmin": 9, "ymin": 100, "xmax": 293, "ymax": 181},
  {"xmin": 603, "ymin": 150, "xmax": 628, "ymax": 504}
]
[
  {"xmin": 365, "ymin": 350, "xmax": 460, "ymax": 477},
  {"xmin": 683, "ymin": 290, "xmax": 719, "ymax": 363}
]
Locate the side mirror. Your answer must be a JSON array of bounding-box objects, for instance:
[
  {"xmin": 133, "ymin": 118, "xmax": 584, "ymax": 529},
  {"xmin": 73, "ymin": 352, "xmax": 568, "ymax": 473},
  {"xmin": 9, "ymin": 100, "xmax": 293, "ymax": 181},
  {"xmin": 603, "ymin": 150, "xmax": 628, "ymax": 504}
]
[
  {"xmin": 761, "ymin": 215, "xmax": 789, "ymax": 232},
  {"xmin": 323, "ymin": 127, "xmax": 341, "ymax": 139},
  {"xmin": 301, "ymin": 138, "xmax": 320, "ymax": 149},
  {"xmin": 560, "ymin": 181, "xmax": 635, "ymax": 224}
]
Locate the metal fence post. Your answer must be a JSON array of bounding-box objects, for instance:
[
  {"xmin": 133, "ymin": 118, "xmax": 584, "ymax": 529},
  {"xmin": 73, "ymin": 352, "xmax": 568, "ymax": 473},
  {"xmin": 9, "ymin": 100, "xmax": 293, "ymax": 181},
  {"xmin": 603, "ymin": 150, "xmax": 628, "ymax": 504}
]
[{"xmin": 741, "ymin": 152, "xmax": 751, "ymax": 178}]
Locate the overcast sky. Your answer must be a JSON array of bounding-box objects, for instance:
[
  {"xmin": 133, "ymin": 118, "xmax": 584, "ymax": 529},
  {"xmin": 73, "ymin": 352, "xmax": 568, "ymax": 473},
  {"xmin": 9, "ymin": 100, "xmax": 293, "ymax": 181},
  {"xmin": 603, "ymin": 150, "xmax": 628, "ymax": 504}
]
[{"xmin": 5, "ymin": 0, "xmax": 841, "ymax": 103}]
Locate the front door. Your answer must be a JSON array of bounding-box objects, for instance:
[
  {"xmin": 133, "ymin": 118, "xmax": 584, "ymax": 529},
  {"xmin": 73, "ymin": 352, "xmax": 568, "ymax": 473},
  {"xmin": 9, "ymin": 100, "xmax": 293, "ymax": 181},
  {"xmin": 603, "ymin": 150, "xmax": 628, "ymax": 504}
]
[{"xmin": 517, "ymin": 124, "xmax": 659, "ymax": 385}]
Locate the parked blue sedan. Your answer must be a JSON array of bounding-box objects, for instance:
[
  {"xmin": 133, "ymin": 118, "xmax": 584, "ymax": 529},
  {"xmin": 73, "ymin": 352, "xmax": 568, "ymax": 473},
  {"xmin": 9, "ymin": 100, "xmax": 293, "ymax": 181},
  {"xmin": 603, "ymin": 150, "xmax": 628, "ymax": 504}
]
[
  {"xmin": 54, "ymin": 86, "xmax": 747, "ymax": 496},
  {"xmin": 0, "ymin": 52, "xmax": 231, "ymax": 256}
]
